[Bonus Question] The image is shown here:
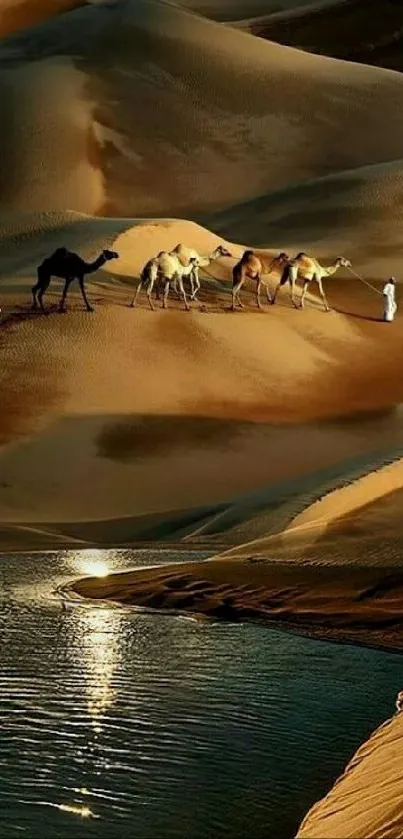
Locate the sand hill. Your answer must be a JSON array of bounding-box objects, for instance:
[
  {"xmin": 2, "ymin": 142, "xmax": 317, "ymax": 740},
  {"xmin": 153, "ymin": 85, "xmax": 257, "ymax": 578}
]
[
  {"xmin": 237, "ymin": 0, "xmax": 403, "ymax": 73},
  {"xmin": 297, "ymin": 710, "xmax": 403, "ymax": 838},
  {"xmin": 177, "ymin": 1, "xmax": 327, "ymax": 20},
  {"xmin": 0, "ymin": 0, "xmax": 90, "ymax": 36},
  {"xmin": 2, "ymin": 0, "xmax": 403, "ymax": 219}
]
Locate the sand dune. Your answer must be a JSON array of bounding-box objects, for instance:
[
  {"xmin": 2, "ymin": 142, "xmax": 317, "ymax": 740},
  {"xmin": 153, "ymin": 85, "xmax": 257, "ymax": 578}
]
[
  {"xmin": 296, "ymin": 711, "xmax": 403, "ymax": 838},
  {"xmin": 206, "ymin": 158, "xmax": 403, "ymax": 281},
  {"xmin": 2, "ymin": 206, "xmax": 403, "ymax": 541},
  {"xmin": 176, "ymin": 1, "xmax": 326, "ymax": 20},
  {"xmin": 2, "ymin": 0, "xmax": 403, "ymax": 218},
  {"xmin": 0, "ymin": 0, "xmax": 90, "ymax": 36},
  {"xmin": 237, "ymin": 0, "xmax": 403, "ymax": 73}
]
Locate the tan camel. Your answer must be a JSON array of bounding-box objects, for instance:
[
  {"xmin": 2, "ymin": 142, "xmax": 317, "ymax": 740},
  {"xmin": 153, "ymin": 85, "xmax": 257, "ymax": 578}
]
[
  {"xmin": 130, "ymin": 253, "xmax": 199, "ymax": 311},
  {"xmin": 232, "ymin": 251, "xmax": 291, "ymax": 310},
  {"xmin": 172, "ymin": 243, "xmax": 232, "ymax": 300},
  {"xmin": 271, "ymin": 252, "xmax": 352, "ymax": 311}
]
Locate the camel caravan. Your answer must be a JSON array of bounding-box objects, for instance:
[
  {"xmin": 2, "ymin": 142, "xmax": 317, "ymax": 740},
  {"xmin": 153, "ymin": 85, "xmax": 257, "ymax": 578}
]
[{"xmin": 29, "ymin": 243, "xmax": 397, "ymax": 322}]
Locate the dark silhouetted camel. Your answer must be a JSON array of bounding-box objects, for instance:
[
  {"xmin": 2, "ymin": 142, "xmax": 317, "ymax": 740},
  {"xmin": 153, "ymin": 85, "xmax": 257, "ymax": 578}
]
[{"xmin": 32, "ymin": 247, "xmax": 119, "ymax": 313}]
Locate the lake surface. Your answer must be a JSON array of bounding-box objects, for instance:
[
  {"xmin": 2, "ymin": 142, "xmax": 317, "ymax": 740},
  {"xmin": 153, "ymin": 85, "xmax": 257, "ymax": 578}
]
[{"xmin": 1, "ymin": 549, "xmax": 402, "ymax": 839}]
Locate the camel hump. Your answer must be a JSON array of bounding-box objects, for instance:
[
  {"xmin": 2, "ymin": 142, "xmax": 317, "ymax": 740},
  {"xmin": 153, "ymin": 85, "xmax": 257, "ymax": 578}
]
[{"xmin": 51, "ymin": 247, "xmax": 69, "ymax": 259}]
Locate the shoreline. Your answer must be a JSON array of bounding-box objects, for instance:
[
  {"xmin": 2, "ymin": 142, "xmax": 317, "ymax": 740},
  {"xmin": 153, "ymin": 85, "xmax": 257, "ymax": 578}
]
[{"xmin": 68, "ymin": 558, "xmax": 403, "ymax": 654}]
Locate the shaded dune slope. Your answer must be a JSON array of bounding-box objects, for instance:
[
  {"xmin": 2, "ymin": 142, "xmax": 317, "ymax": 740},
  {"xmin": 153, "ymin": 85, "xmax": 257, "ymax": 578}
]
[
  {"xmin": 2, "ymin": 0, "xmax": 403, "ymax": 218},
  {"xmin": 206, "ymin": 158, "xmax": 403, "ymax": 281},
  {"xmin": 238, "ymin": 0, "xmax": 403, "ymax": 74},
  {"xmin": 176, "ymin": 1, "xmax": 326, "ymax": 20}
]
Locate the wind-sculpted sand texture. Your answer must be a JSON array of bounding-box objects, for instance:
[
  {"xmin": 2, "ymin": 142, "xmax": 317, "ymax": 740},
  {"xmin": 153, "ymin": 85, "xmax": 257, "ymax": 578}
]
[
  {"xmin": 3, "ymin": 0, "xmax": 403, "ymax": 218},
  {"xmin": 296, "ymin": 711, "xmax": 403, "ymax": 838},
  {"xmin": 2, "ymin": 210, "xmax": 403, "ymax": 545}
]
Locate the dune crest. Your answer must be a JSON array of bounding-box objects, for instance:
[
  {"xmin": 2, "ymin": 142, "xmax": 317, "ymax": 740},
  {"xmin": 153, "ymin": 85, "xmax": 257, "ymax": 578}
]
[{"xmin": 2, "ymin": 0, "xmax": 403, "ymax": 218}]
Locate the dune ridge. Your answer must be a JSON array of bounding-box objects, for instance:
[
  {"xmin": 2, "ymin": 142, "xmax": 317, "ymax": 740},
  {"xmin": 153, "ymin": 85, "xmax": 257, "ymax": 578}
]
[{"xmin": 2, "ymin": 0, "xmax": 403, "ymax": 219}]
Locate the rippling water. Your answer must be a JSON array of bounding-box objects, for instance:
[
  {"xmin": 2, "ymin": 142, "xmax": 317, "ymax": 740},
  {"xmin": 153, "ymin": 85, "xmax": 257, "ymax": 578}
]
[{"xmin": 1, "ymin": 549, "xmax": 402, "ymax": 839}]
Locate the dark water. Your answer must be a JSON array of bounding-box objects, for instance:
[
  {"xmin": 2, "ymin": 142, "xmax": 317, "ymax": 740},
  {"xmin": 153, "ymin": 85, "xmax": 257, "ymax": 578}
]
[{"xmin": 0, "ymin": 549, "xmax": 402, "ymax": 839}]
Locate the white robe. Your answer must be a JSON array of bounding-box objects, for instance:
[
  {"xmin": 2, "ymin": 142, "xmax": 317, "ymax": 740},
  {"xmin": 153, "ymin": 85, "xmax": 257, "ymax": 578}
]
[{"xmin": 383, "ymin": 282, "xmax": 397, "ymax": 322}]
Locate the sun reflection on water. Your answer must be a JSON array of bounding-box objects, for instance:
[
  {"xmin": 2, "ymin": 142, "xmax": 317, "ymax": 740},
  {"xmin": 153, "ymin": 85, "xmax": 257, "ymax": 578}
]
[
  {"xmin": 78, "ymin": 605, "xmax": 123, "ymax": 729},
  {"xmin": 71, "ymin": 548, "xmax": 112, "ymax": 579},
  {"xmin": 57, "ymin": 803, "xmax": 98, "ymax": 819}
]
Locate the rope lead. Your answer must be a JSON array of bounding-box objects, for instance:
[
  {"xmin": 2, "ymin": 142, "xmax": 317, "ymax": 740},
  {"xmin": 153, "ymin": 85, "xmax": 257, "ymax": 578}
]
[{"xmin": 347, "ymin": 266, "xmax": 383, "ymax": 296}]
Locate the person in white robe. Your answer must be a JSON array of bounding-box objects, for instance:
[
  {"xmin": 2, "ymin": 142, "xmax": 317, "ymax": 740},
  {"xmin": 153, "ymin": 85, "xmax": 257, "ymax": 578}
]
[{"xmin": 383, "ymin": 277, "xmax": 397, "ymax": 322}]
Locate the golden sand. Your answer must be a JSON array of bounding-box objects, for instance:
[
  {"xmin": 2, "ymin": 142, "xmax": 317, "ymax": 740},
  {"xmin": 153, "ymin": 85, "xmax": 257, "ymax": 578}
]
[{"xmin": 2, "ymin": 4, "xmax": 403, "ymax": 836}]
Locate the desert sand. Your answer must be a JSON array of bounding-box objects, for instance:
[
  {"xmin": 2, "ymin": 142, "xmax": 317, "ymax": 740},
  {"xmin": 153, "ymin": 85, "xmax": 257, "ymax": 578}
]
[
  {"xmin": 3, "ymin": 0, "xmax": 403, "ymax": 219},
  {"xmin": 2, "ymin": 2, "xmax": 403, "ymax": 837},
  {"xmin": 237, "ymin": 0, "xmax": 403, "ymax": 73},
  {"xmin": 296, "ymin": 711, "xmax": 403, "ymax": 838}
]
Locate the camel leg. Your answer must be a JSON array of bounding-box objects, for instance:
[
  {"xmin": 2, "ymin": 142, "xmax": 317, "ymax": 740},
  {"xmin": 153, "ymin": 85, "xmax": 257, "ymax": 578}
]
[
  {"xmin": 59, "ymin": 278, "xmax": 73, "ymax": 313},
  {"xmin": 172, "ymin": 276, "xmax": 181, "ymax": 299},
  {"xmin": 290, "ymin": 268, "xmax": 300, "ymax": 309},
  {"xmin": 317, "ymin": 277, "xmax": 330, "ymax": 312},
  {"xmin": 37, "ymin": 289, "xmax": 48, "ymax": 314},
  {"xmin": 177, "ymin": 276, "xmax": 190, "ymax": 311},
  {"xmin": 232, "ymin": 280, "xmax": 244, "ymax": 310},
  {"xmin": 265, "ymin": 282, "xmax": 273, "ymax": 305},
  {"xmin": 271, "ymin": 280, "xmax": 281, "ymax": 305},
  {"xmin": 300, "ymin": 281, "xmax": 309, "ymax": 310},
  {"xmin": 32, "ymin": 282, "xmax": 40, "ymax": 310},
  {"xmin": 162, "ymin": 279, "xmax": 170, "ymax": 309},
  {"xmin": 130, "ymin": 279, "xmax": 143, "ymax": 308},
  {"xmin": 79, "ymin": 278, "xmax": 93, "ymax": 312},
  {"xmin": 256, "ymin": 275, "xmax": 263, "ymax": 309},
  {"xmin": 190, "ymin": 267, "xmax": 200, "ymax": 301},
  {"xmin": 146, "ymin": 277, "xmax": 156, "ymax": 312},
  {"xmin": 32, "ymin": 271, "xmax": 50, "ymax": 312}
]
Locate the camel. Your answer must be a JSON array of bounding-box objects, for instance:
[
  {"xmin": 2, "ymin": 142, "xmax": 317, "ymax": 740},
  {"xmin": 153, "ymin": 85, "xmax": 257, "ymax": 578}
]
[
  {"xmin": 171, "ymin": 243, "xmax": 232, "ymax": 300},
  {"xmin": 130, "ymin": 253, "xmax": 199, "ymax": 311},
  {"xmin": 232, "ymin": 251, "xmax": 291, "ymax": 310},
  {"xmin": 271, "ymin": 253, "xmax": 352, "ymax": 311},
  {"xmin": 32, "ymin": 247, "xmax": 119, "ymax": 313}
]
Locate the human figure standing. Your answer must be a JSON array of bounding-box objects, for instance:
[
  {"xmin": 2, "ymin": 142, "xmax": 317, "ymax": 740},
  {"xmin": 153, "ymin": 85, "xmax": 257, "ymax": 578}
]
[{"xmin": 383, "ymin": 277, "xmax": 397, "ymax": 322}]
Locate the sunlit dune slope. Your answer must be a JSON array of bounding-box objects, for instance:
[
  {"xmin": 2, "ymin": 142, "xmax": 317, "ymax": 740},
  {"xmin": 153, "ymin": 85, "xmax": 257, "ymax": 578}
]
[
  {"xmin": 2, "ymin": 0, "xmax": 403, "ymax": 218},
  {"xmin": 297, "ymin": 711, "xmax": 403, "ymax": 838},
  {"xmin": 3, "ymin": 209, "xmax": 403, "ymax": 527}
]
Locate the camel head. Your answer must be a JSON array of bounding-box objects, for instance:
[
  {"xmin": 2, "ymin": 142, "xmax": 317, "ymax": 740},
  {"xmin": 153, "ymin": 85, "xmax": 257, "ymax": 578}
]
[
  {"xmin": 337, "ymin": 257, "xmax": 352, "ymax": 268},
  {"xmin": 215, "ymin": 244, "xmax": 232, "ymax": 258},
  {"xmin": 278, "ymin": 251, "xmax": 291, "ymax": 264},
  {"xmin": 102, "ymin": 249, "xmax": 119, "ymax": 261}
]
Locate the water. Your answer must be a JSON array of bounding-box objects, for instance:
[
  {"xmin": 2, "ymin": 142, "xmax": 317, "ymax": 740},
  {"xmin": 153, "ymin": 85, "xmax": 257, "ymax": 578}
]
[{"xmin": 1, "ymin": 549, "xmax": 402, "ymax": 839}]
